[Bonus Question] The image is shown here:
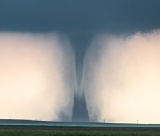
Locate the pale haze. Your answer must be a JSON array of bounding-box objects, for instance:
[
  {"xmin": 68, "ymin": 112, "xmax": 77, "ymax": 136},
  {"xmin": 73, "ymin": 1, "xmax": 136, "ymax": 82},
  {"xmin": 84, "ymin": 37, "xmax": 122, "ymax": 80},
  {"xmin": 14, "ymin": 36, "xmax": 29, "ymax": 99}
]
[
  {"xmin": 83, "ymin": 31, "xmax": 160, "ymax": 124},
  {"xmin": 0, "ymin": 32, "xmax": 75, "ymax": 121}
]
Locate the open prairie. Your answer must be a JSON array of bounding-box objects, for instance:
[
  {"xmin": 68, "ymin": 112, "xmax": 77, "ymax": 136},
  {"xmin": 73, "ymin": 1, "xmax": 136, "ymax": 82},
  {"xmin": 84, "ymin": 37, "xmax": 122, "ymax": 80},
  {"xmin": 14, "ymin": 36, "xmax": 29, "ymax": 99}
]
[{"xmin": 0, "ymin": 120, "xmax": 160, "ymax": 136}]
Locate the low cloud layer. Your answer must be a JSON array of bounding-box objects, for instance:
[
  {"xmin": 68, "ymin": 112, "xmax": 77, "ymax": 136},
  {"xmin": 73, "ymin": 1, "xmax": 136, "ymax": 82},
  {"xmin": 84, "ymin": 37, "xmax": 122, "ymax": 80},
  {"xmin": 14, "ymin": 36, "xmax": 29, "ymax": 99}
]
[
  {"xmin": 0, "ymin": 32, "xmax": 75, "ymax": 121},
  {"xmin": 83, "ymin": 31, "xmax": 160, "ymax": 123}
]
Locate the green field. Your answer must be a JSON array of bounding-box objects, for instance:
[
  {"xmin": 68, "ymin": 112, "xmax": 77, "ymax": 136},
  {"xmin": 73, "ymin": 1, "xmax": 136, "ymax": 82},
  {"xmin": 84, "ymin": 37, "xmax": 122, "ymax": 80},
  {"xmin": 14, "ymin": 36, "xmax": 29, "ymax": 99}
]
[
  {"xmin": 0, "ymin": 120, "xmax": 160, "ymax": 136},
  {"xmin": 0, "ymin": 130, "xmax": 160, "ymax": 136}
]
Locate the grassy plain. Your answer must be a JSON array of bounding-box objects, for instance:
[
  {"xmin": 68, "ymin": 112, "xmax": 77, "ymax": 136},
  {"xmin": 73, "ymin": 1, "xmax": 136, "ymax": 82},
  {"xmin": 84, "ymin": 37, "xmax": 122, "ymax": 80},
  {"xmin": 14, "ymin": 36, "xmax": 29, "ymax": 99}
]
[{"xmin": 0, "ymin": 129, "xmax": 160, "ymax": 136}]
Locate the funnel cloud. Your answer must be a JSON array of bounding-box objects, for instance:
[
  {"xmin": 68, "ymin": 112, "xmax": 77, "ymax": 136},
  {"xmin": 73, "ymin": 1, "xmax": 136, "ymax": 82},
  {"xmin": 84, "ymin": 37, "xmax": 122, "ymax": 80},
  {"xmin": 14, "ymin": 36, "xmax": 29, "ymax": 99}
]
[{"xmin": 2, "ymin": 30, "xmax": 160, "ymax": 123}]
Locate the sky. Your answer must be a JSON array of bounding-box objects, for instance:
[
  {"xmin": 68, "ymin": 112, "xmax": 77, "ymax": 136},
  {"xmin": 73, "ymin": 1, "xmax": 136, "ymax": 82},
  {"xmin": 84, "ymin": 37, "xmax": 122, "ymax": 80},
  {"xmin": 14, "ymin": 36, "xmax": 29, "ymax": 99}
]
[
  {"xmin": 1, "ymin": 0, "xmax": 160, "ymax": 123},
  {"xmin": 1, "ymin": 0, "xmax": 160, "ymax": 69},
  {"xmin": 1, "ymin": 0, "xmax": 160, "ymax": 61}
]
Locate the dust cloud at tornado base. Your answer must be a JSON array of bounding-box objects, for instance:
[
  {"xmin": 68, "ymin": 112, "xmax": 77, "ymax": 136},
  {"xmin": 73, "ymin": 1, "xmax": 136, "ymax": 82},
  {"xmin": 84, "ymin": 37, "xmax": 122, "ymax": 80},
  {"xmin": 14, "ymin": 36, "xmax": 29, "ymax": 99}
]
[
  {"xmin": 1, "ymin": 31, "xmax": 160, "ymax": 123},
  {"xmin": 83, "ymin": 31, "xmax": 160, "ymax": 124}
]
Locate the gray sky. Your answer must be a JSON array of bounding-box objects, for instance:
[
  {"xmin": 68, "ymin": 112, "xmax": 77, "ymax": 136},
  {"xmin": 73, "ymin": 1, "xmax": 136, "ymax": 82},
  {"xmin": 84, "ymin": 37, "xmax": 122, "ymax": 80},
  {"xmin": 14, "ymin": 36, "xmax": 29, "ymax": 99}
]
[
  {"xmin": 1, "ymin": 0, "xmax": 160, "ymax": 53},
  {"xmin": 1, "ymin": 0, "xmax": 160, "ymax": 61}
]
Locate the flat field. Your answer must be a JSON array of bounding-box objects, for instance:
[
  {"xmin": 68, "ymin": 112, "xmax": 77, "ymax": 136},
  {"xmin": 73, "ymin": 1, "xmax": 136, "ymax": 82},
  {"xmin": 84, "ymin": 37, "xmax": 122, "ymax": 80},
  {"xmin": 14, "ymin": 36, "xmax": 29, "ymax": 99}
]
[
  {"xmin": 0, "ymin": 129, "xmax": 160, "ymax": 136},
  {"xmin": 0, "ymin": 120, "xmax": 160, "ymax": 136}
]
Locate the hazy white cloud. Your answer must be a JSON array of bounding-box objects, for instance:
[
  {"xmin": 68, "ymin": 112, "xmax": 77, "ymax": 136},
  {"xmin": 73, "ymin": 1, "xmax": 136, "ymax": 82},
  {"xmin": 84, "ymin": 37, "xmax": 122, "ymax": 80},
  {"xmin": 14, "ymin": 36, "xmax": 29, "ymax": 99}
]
[
  {"xmin": 83, "ymin": 31, "xmax": 160, "ymax": 123},
  {"xmin": 0, "ymin": 32, "xmax": 75, "ymax": 121}
]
